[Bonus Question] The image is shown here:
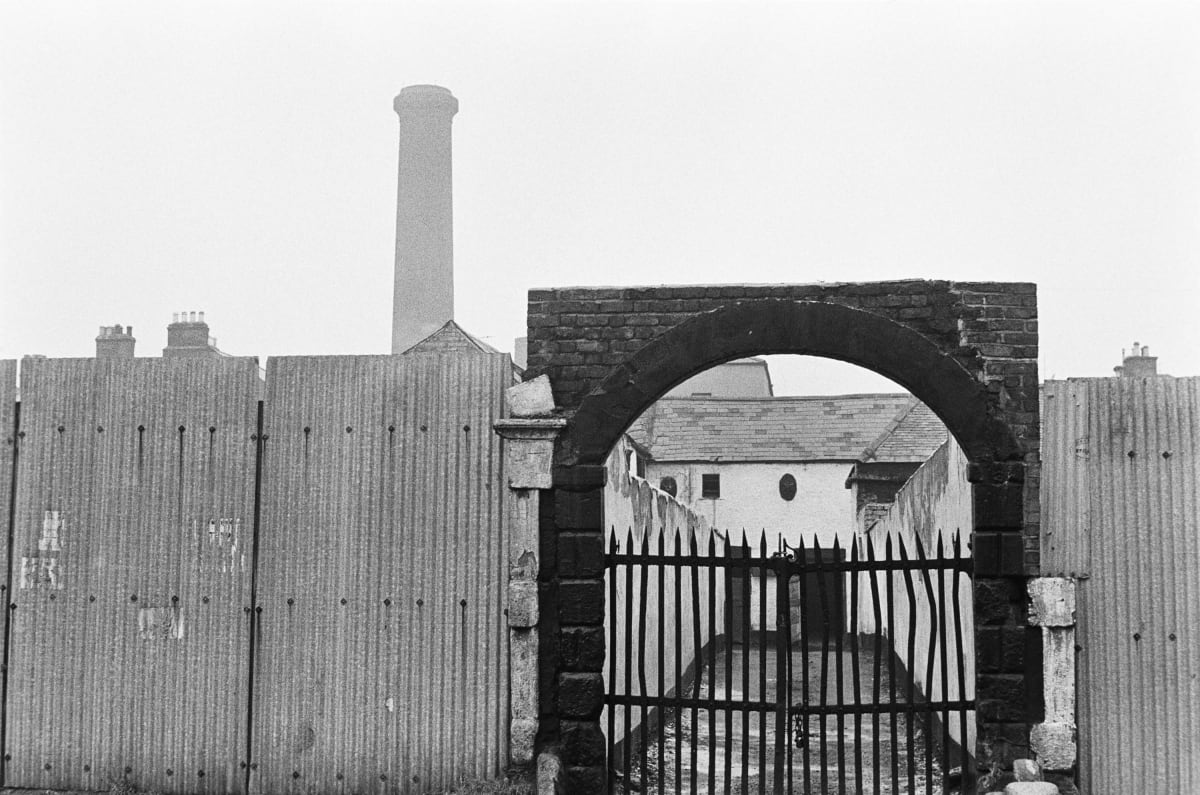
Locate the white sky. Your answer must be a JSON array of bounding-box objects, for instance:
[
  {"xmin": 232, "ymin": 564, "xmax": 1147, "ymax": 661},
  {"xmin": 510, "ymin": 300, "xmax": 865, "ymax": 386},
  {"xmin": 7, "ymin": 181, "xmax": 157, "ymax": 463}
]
[{"xmin": 2, "ymin": 1, "xmax": 1197, "ymax": 395}]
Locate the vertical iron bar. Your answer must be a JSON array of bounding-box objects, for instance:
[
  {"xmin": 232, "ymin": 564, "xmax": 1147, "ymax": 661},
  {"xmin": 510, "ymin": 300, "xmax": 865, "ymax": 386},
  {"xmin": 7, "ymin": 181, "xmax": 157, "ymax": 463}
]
[
  {"xmin": 884, "ymin": 535, "xmax": 899, "ymax": 791},
  {"xmin": 798, "ymin": 536, "xmax": 812, "ymax": 795},
  {"xmin": 773, "ymin": 552, "xmax": 787, "ymax": 795},
  {"xmin": 814, "ymin": 538, "xmax": 831, "ymax": 794},
  {"xmin": 691, "ymin": 528, "xmax": 702, "ymax": 794},
  {"xmin": 850, "ymin": 538, "xmax": 863, "ymax": 795},
  {"xmin": 725, "ymin": 534, "xmax": 733, "ymax": 793},
  {"xmin": 625, "ymin": 528, "xmax": 635, "ymax": 787},
  {"xmin": 759, "ymin": 532, "xmax": 768, "ymax": 795},
  {"xmin": 832, "ymin": 537, "xmax": 846, "ymax": 795},
  {"xmin": 951, "ymin": 533, "xmax": 973, "ymax": 794},
  {"xmin": 657, "ymin": 528, "xmax": 665, "ymax": 795},
  {"xmin": 741, "ymin": 533, "xmax": 751, "ymax": 793},
  {"xmin": 784, "ymin": 546, "xmax": 794, "ymax": 795},
  {"xmin": 867, "ymin": 537, "xmax": 883, "ymax": 795},
  {"xmin": 936, "ymin": 536, "xmax": 951, "ymax": 792},
  {"xmin": 638, "ymin": 529, "xmax": 651, "ymax": 790},
  {"xmin": 674, "ymin": 528, "xmax": 683, "ymax": 795},
  {"xmin": 898, "ymin": 538, "xmax": 918, "ymax": 793},
  {"xmin": 914, "ymin": 535, "xmax": 938, "ymax": 795},
  {"xmin": 708, "ymin": 531, "xmax": 717, "ymax": 795},
  {"xmin": 608, "ymin": 528, "xmax": 618, "ymax": 795}
]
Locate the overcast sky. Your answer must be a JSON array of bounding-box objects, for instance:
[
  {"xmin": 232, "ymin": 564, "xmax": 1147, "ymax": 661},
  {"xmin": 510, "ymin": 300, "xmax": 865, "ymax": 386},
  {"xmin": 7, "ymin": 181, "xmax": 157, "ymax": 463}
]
[{"xmin": 2, "ymin": 1, "xmax": 1197, "ymax": 395}]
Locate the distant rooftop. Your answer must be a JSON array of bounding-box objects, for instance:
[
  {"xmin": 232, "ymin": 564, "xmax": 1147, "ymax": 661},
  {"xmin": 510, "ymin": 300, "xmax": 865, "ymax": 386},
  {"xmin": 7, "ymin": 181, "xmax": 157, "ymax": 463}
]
[{"xmin": 627, "ymin": 394, "xmax": 947, "ymax": 463}]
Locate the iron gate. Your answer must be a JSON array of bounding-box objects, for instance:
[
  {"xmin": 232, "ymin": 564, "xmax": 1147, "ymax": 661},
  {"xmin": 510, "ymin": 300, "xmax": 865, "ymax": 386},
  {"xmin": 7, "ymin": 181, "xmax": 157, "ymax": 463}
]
[{"xmin": 604, "ymin": 528, "xmax": 975, "ymax": 794}]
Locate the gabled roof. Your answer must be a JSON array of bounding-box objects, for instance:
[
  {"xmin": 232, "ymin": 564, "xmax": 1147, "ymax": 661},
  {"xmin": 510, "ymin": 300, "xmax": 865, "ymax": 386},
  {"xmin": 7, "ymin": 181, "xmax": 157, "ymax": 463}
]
[
  {"xmin": 858, "ymin": 398, "xmax": 949, "ymax": 463},
  {"xmin": 403, "ymin": 320, "xmax": 502, "ymax": 356},
  {"xmin": 627, "ymin": 393, "xmax": 945, "ymax": 463}
]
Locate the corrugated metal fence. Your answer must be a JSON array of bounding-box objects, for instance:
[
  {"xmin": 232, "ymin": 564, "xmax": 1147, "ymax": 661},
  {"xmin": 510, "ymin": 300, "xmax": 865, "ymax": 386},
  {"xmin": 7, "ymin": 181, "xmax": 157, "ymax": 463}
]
[
  {"xmin": 251, "ymin": 354, "xmax": 512, "ymax": 794},
  {"xmin": 1042, "ymin": 376, "xmax": 1200, "ymax": 793},
  {"xmin": 0, "ymin": 353, "xmax": 513, "ymax": 794}
]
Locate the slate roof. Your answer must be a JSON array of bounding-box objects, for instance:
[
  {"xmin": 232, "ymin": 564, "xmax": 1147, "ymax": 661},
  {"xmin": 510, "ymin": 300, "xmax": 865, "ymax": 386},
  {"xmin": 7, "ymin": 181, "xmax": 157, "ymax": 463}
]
[
  {"xmin": 627, "ymin": 394, "xmax": 947, "ymax": 463},
  {"xmin": 859, "ymin": 399, "xmax": 949, "ymax": 463}
]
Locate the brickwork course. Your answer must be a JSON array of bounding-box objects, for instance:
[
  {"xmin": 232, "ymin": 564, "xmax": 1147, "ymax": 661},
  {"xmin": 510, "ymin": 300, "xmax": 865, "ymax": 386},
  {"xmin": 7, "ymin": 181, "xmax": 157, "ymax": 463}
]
[{"xmin": 523, "ymin": 280, "xmax": 1042, "ymax": 792}]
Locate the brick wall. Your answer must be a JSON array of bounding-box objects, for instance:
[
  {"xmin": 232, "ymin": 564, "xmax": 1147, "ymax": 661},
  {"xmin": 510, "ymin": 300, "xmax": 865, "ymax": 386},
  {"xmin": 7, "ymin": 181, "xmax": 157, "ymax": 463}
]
[{"xmin": 525, "ymin": 280, "xmax": 1040, "ymax": 791}]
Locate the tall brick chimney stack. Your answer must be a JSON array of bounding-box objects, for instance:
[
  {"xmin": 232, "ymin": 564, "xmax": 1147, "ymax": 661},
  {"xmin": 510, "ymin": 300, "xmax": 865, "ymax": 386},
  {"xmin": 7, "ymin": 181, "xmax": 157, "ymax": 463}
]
[{"xmin": 392, "ymin": 85, "xmax": 458, "ymax": 353}]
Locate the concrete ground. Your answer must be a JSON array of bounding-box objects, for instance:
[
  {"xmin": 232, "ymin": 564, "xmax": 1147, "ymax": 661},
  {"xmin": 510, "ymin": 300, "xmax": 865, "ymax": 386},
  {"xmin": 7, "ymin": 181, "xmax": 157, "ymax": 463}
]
[{"xmin": 613, "ymin": 640, "xmax": 949, "ymax": 794}]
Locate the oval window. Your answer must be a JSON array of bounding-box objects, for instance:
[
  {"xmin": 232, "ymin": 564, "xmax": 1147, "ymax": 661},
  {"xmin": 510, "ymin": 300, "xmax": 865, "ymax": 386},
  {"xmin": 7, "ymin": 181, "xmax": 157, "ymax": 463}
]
[
  {"xmin": 778, "ymin": 473, "xmax": 797, "ymax": 501},
  {"xmin": 659, "ymin": 477, "xmax": 678, "ymax": 498}
]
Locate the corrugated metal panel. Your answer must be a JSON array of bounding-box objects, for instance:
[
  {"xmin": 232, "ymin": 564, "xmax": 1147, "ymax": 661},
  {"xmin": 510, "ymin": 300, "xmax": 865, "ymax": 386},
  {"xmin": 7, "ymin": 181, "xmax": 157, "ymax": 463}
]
[
  {"xmin": 0, "ymin": 360, "xmax": 16, "ymax": 597},
  {"xmin": 1041, "ymin": 376, "xmax": 1200, "ymax": 792},
  {"xmin": 5, "ymin": 357, "xmax": 261, "ymax": 794},
  {"xmin": 0, "ymin": 359, "xmax": 17, "ymax": 681},
  {"xmin": 251, "ymin": 353, "xmax": 511, "ymax": 795}
]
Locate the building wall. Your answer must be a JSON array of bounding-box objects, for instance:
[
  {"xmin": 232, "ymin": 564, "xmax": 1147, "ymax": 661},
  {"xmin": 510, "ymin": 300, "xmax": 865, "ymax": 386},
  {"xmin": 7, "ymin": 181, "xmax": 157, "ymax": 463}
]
[
  {"xmin": 645, "ymin": 461, "xmax": 854, "ymax": 547},
  {"xmin": 664, "ymin": 359, "xmax": 772, "ymax": 398},
  {"xmin": 857, "ymin": 436, "xmax": 975, "ymax": 757},
  {"xmin": 602, "ymin": 437, "xmax": 725, "ymax": 753}
]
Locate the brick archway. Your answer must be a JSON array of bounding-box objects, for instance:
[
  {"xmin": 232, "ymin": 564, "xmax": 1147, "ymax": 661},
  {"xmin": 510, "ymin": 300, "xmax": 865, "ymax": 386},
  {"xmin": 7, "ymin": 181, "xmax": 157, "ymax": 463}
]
[
  {"xmin": 557, "ymin": 299, "xmax": 1021, "ymax": 469},
  {"xmin": 524, "ymin": 282, "xmax": 1040, "ymax": 792}
]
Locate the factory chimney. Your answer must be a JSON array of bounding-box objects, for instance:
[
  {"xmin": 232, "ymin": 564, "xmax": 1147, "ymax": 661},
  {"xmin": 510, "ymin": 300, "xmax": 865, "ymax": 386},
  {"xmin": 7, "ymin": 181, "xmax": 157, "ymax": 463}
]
[{"xmin": 392, "ymin": 85, "xmax": 458, "ymax": 353}]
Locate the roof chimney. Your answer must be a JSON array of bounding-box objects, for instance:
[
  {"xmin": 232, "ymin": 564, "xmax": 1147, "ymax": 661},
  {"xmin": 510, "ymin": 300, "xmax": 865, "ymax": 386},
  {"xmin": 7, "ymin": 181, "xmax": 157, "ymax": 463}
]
[
  {"xmin": 1115, "ymin": 340, "xmax": 1159, "ymax": 378},
  {"xmin": 95, "ymin": 324, "xmax": 136, "ymax": 359},
  {"xmin": 392, "ymin": 85, "xmax": 458, "ymax": 353}
]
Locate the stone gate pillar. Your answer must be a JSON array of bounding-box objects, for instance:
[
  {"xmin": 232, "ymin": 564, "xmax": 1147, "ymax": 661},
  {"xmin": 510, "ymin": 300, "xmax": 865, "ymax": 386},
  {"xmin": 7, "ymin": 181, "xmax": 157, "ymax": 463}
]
[{"xmin": 494, "ymin": 377, "xmax": 565, "ymax": 776}]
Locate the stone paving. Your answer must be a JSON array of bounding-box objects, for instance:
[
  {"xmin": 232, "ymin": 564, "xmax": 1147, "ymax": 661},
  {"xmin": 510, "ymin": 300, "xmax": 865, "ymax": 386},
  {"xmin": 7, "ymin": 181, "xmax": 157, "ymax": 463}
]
[{"xmin": 612, "ymin": 640, "xmax": 953, "ymax": 794}]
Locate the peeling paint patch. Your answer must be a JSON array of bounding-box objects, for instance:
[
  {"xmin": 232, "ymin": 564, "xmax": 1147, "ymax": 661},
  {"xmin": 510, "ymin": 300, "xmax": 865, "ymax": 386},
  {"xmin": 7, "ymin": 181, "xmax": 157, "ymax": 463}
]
[
  {"xmin": 138, "ymin": 606, "xmax": 184, "ymax": 640},
  {"xmin": 39, "ymin": 510, "xmax": 64, "ymax": 551},
  {"xmin": 198, "ymin": 517, "xmax": 246, "ymax": 572},
  {"xmin": 19, "ymin": 555, "xmax": 64, "ymax": 589}
]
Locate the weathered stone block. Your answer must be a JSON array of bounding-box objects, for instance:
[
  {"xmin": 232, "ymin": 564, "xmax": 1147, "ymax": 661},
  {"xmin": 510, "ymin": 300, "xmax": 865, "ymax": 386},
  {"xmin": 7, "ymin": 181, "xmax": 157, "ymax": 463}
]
[
  {"xmin": 557, "ymin": 672, "xmax": 604, "ymax": 718},
  {"xmin": 1004, "ymin": 783, "xmax": 1058, "ymax": 795},
  {"xmin": 558, "ymin": 533, "xmax": 604, "ymax": 579},
  {"xmin": 510, "ymin": 717, "xmax": 538, "ymax": 766},
  {"xmin": 508, "ymin": 580, "xmax": 539, "ymax": 628},
  {"xmin": 1030, "ymin": 721, "xmax": 1076, "ymax": 771},
  {"xmin": 495, "ymin": 417, "xmax": 566, "ymax": 489},
  {"xmin": 1041, "ymin": 629, "xmax": 1075, "ymax": 723},
  {"xmin": 558, "ymin": 580, "xmax": 604, "ymax": 625},
  {"xmin": 507, "ymin": 375, "xmax": 557, "ymax": 417},
  {"xmin": 1013, "ymin": 758, "xmax": 1041, "ymax": 781},
  {"xmin": 559, "ymin": 626, "xmax": 605, "ymax": 672},
  {"xmin": 537, "ymin": 748, "xmax": 564, "ymax": 795},
  {"xmin": 554, "ymin": 490, "xmax": 603, "ymax": 531},
  {"xmin": 1027, "ymin": 578, "xmax": 1075, "ymax": 627},
  {"xmin": 560, "ymin": 719, "xmax": 606, "ymax": 765},
  {"xmin": 511, "ymin": 628, "xmax": 538, "ymax": 719},
  {"xmin": 975, "ymin": 578, "xmax": 1020, "ymax": 625}
]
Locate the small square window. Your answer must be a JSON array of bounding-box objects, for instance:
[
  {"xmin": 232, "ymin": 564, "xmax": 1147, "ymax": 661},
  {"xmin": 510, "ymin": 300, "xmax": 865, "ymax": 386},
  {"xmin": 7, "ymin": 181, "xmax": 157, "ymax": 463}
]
[{"xmin": 701, "ymin": 474, "xmax": 721, "ymax": 499}]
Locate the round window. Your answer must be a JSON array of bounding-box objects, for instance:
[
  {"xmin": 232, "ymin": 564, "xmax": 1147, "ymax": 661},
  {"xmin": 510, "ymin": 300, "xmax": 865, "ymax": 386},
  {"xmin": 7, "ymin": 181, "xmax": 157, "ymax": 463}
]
[
  {"xmin": 659, "ymin": 476, "xmax": 678, "ymax": 498},
  {"xmin": 778, "ymin": 473, "xmax": 797, "ymax": 501}
]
